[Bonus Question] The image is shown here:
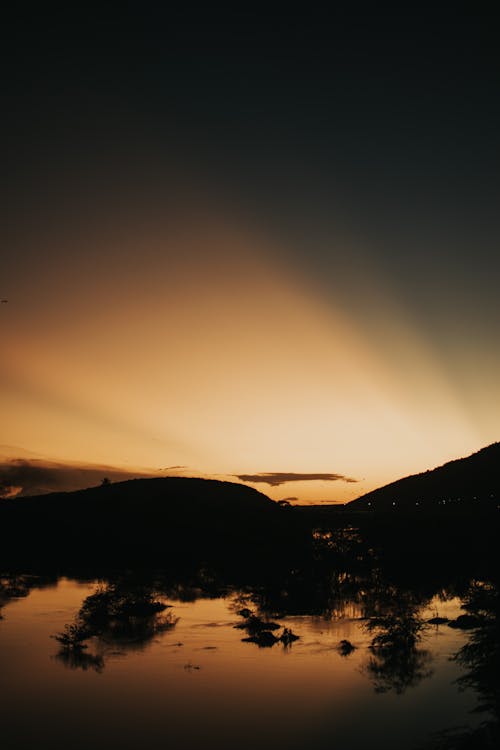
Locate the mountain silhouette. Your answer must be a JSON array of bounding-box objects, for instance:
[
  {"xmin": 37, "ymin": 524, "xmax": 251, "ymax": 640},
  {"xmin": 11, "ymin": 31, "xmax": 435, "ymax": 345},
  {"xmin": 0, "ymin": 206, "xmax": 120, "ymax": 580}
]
[
  {"xmin": 347, "ymin": 443, "xmax": 500, "ymax": 512},
  {"xmin": 0, "ymin": 477, "xmax": 306, "ymax": 568}
]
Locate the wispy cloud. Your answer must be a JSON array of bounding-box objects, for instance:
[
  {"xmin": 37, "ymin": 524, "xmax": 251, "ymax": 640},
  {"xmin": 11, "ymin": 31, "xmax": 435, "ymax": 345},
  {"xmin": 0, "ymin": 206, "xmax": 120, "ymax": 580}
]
[{"xmin": 233, "ymin": 472, "xmax": 358, "ymax": 487}]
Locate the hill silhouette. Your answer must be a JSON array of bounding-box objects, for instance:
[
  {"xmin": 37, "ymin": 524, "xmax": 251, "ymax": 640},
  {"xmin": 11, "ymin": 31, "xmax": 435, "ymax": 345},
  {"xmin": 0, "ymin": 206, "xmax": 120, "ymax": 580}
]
[
  {"xmin": 0, "ymin": 477, "xmax": 305, "ymax": 568},
  {"xmin": 347, "ymin": 443, "xmax": 500, "ymax": 512}
]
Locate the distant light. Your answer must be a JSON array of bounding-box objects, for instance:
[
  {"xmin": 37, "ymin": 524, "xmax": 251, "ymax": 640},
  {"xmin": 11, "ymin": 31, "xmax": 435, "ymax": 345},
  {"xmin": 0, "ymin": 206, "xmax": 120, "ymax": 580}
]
[{"xmin": 392, "ymin": 501, "xmax": 396, "ymax": 506}]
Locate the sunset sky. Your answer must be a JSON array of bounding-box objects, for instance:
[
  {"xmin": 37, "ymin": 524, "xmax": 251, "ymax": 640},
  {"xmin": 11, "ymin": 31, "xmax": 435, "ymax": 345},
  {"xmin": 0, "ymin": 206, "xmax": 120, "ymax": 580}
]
[{"xmin": 1, "ymin": 8, "xmax": 499, "ymax": 502}]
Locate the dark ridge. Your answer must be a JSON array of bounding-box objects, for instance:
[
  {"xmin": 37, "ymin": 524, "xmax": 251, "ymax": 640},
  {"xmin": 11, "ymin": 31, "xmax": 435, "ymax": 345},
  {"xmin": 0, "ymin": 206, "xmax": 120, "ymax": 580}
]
[
  {"xmin": 347, "ymin": 442, "xmax": 500, "ymax": 512},
  {"xmin": 6, "ymin": 476, "xmax": 276, "ymax": 513},
  {"xmin": 0, "ymin": 477, "xmax": 308, "ymax": 569}
]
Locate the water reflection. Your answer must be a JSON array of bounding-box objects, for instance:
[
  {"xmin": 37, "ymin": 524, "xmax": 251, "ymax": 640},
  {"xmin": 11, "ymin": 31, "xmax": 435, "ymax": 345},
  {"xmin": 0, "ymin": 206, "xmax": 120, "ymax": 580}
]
[
  {"xmin": 454, "ymin": 580, "xmax": 499, "ymax": 712},
  {"xmin": 447, "ymin": 579, "xmax": 499, "ymax": 748},
  {"xmin": 53, "ymin": 581, "xmax": 178, "ymax": 671},
  {"xmin": 234, "ymin": 609, "xmax": 300, "ymax": 647},
  {"xmin": 1, "ymin": 572, "xmax": 58, "ymax": 624},
  {"xmin": 364, "ymin": 636, "xmax": 432, "ymax": 695},
  {"xmin": 39, "ymin": 566, "xmax": 464, "ymax": 702},
  {"xmin": 54, "ymin": 648, "xmax": 105, "ymax": 673},
  {"xmin": 1, "ymin": 572, "xmax": 54, "ymax": 605},
  {"xmin": 1, "ymin": 564, "xmax": 498, "ymax": 750},
  {"xmin": 362, "ymin": 587, "xmax": 433, "ymax": 694}
]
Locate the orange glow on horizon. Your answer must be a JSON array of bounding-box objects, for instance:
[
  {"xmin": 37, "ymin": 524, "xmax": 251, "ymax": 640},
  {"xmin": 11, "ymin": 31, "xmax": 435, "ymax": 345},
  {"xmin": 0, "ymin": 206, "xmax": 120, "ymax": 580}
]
[{"xmin": 1, "ymin": 201, "xmax": 493, "ymax": 502}]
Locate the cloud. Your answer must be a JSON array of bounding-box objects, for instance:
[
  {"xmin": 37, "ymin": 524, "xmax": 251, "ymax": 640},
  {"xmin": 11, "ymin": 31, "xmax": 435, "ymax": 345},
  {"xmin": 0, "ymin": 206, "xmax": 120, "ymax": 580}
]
[
  {"xmin": 233, "ymin": 472, "xmax": 358, "ymax": 487},
  {"xmin": 0, "ymin": 483, "xmax": 23, "ymax": 499},
  {"xmin": 0, "ymin": 458, "xmax": 152, "ymax": 498},
  {"xmin": 316, "ymin": 499, "xmax": 345, "ymax": 505}
]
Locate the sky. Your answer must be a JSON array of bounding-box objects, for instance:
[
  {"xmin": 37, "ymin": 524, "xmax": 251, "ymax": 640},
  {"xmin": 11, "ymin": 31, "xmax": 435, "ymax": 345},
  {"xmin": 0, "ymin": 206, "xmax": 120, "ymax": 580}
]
[{"xmin": 1, "ymin": 7, "xmax": 499, "ymax": 503}]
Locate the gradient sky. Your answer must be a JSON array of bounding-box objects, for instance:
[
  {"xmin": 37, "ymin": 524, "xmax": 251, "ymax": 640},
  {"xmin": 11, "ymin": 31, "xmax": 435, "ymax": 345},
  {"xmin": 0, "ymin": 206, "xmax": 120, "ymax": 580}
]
[{"xmin": 1, "ymin": 8, "xmax": 499, "ymax": 502}]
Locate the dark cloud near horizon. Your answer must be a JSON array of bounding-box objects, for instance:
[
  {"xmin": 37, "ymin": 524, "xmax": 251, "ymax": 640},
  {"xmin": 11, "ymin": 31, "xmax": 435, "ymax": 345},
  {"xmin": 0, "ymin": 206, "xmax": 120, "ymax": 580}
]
[
  {"xmin": 0, "ymin": 459, "xmax": 149, "ymax": 499},
  {"xmin": 234, "ymin": 472, "xmax": 358, "ymax": 487}
]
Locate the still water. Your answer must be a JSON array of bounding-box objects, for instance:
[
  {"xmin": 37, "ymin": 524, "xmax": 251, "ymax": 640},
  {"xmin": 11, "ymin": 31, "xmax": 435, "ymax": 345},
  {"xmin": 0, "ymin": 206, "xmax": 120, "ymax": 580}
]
[{"xmin": 0, "ymin": 577, "xmax": 488, "ymax": 750}]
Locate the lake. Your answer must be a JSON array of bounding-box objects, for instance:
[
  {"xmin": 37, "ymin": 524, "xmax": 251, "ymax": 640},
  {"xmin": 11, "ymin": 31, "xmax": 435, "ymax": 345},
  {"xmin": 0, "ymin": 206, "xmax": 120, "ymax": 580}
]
[{"xmin": 0, "ymin": 573, "xmax": 492, "ymax": 750}]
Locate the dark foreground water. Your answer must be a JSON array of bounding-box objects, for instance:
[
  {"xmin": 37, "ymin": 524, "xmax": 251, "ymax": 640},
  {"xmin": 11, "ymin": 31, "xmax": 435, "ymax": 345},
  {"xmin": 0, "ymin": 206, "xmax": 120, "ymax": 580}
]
[{"xmin": 1, "ymin": 573, "xmax": 496, "ymax": 750}]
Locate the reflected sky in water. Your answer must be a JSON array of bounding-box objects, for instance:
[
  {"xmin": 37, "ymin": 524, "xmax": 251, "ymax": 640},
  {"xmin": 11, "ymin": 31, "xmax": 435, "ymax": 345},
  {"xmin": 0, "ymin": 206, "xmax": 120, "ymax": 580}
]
[{"xmin": 0, "ymin": 578, "xmax": 487, "ymax": 750}]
